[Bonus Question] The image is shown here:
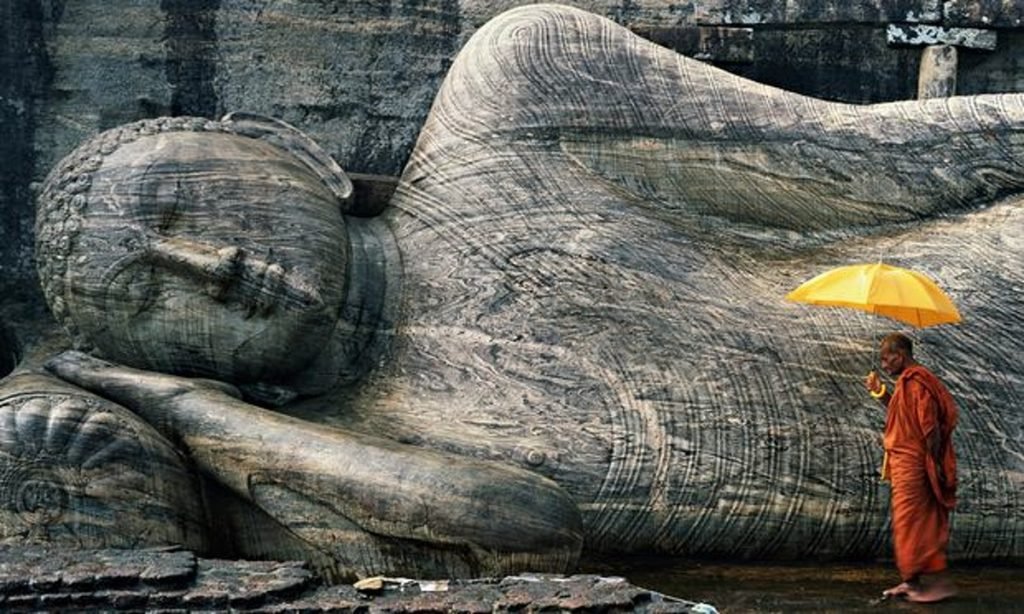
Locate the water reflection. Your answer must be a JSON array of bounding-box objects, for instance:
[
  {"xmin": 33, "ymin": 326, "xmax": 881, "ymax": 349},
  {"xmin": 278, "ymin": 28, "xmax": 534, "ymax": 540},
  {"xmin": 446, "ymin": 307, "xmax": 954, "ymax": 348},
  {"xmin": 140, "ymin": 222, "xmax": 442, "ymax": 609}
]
[{"xmin": 584, "ymin": 554, "xmax": 1024, "ymax": 613}]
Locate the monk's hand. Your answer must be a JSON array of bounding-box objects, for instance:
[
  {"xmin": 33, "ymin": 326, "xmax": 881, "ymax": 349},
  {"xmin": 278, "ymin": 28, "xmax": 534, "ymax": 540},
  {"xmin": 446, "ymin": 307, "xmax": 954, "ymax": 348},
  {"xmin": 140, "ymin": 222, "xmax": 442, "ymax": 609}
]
[
  {"xmin": 865, "ymin": 371, "xmax": 882, "ymax": 395},
  {"xmin": 865, "ymin": 371, "xmax": 889, "ymax": 404}
]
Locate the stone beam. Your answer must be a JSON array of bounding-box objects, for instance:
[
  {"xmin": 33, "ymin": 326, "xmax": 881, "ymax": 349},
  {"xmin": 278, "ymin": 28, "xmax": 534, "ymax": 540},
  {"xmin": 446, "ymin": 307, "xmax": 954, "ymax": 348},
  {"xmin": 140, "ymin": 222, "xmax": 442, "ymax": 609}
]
[
  {"xmin": 886, "ymin": 23, "xmax": 997, "ymax": 49},
  {"xmin": 635, "ymin": 26, "xmax": 755, "ymax": 63},
  {"xmin": 887, "ymin": 23, "xmax": 997, "ymax": 100}
]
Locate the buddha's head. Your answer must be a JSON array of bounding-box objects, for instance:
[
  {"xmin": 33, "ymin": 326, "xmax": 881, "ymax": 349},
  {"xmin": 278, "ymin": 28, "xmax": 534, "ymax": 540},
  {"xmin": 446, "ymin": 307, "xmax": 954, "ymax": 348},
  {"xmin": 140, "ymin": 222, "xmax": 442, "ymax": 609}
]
[{"xmin": 36, "ymin": 115, "xmax": 353, "ymax": 397}]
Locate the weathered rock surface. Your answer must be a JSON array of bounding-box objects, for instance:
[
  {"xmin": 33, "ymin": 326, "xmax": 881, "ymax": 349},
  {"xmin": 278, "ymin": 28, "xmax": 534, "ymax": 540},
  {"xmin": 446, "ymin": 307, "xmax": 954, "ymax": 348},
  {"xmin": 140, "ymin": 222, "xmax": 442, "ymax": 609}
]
[
  {"xmin": 312, "ymin": 3, "xmax": 1024, "ymax": 561},
  {"xmin": 41, "ymin": 349, "xmax": 583, "ymax": 581},
  {"xmin": 4, "ymin": 0, "xmax": 1024, "ymax": 583},
  {"xmin": 11, "ymin": 0, "xmax": 1024, "ymax": 570},
  {"xmin": 0, "ymin": 545, "xmax": 314, "ymax": 611},
  {"xmin": 6, "ymin": 0, "xmax": 1024, "ymax": 301},
  {"xmin": 0, "ymin": 545, "xmax": 707, "ymax": 613}
]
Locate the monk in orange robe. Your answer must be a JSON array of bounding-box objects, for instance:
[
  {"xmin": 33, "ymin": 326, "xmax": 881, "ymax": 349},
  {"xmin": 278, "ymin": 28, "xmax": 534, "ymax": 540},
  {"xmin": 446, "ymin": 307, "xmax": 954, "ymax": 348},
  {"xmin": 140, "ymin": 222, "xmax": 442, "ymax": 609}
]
[{"xmin": 865, "ymin": 332, "xmax": 958, "ymax": 603}]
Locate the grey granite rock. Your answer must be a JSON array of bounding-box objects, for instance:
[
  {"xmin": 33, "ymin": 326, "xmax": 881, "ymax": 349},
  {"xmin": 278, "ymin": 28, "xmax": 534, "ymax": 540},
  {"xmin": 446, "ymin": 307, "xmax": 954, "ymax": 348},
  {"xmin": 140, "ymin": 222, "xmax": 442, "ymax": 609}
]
[
  {"xmin": 8, "ymin": 0, "xmax": 1024, "ymax": 302},
  {"xmin": 4, "ymin": 0, "xmax": 1024, "ymax": 583},
  {"xmin": 0, "ymin": 545, "xmax": 709, "ymax": 613}
]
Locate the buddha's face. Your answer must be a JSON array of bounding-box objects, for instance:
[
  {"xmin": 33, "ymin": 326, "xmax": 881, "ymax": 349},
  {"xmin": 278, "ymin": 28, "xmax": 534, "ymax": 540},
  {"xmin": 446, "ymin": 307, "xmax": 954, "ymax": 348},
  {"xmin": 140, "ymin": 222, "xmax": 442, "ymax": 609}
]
[{"xmin": 57, "ymin": 131, "xmax": 349, "ymax": 387}]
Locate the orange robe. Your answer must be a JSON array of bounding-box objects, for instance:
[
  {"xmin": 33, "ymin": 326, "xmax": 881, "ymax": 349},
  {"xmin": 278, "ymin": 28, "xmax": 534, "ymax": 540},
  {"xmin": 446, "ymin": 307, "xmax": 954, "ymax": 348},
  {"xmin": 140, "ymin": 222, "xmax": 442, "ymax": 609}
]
[{"xmin": 881, "ymin": 364, "xmax": 958, "ymax": 581}]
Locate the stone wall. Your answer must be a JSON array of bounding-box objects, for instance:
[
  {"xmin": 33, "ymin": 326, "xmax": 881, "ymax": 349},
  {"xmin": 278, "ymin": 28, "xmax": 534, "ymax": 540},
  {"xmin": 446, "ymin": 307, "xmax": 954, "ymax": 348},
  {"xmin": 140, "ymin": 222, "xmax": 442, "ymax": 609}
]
[{"xmin": 2, "ymin": 0, "xmax": 1023, "ymax": 302}]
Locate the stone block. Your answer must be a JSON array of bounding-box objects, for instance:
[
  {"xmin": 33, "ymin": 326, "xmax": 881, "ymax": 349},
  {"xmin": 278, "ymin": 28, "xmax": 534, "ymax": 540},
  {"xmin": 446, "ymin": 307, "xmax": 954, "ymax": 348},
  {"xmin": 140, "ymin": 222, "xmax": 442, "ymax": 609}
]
[
  {"xmin": 727, "ymin": 26, "xmax": 920, "ymax": 103},
  {"xmin": 634, "ymin": 26, "xmax": 755, "ymax": 63},
  {"xmin": 696, "ymin": 0, "xmax": 942, "ymax": 25},
  {"xmin": 957, "ymin": 30, "xmax": 1024, "ymax": 94},
  {"xmin": 918, "ymin": 44, "xmax": 958, "ymax": 97},
  {"xmin": 696, "ymin": 26, "xmax": 755, "ymax": 62},
  {"xmin": 887, "ymin": 24, "xmax": 997, "ymax": 50},
  {"xmin": 694, "ymin": 0, "xmax": 784, "ymax": 25},
  {"xmin": 945, "ymin": 0, "xmax": 1024, "ymax": 28}
]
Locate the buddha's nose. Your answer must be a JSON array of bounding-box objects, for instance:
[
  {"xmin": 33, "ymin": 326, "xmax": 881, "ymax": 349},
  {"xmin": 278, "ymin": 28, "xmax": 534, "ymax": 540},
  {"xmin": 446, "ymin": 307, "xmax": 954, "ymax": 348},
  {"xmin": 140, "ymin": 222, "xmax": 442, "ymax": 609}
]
[{"xmin": 145, "ymin": 235, "xmax": 323, "ymax": 314}]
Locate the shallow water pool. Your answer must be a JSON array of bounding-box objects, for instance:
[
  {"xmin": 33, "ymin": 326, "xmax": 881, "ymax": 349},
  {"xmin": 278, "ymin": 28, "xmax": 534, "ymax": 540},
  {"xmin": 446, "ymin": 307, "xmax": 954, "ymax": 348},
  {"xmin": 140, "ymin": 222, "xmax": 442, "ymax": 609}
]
[{"xmin": 585, "ymin": 555, "xmax": 1024, "ymax": 612}]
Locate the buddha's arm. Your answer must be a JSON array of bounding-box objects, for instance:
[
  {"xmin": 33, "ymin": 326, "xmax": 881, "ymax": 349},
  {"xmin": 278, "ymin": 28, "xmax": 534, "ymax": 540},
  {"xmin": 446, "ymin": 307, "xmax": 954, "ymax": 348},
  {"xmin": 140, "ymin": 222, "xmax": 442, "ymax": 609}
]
[{"xmin": 45, "ymin": 350, "xmax": 582, "ymax": 577}]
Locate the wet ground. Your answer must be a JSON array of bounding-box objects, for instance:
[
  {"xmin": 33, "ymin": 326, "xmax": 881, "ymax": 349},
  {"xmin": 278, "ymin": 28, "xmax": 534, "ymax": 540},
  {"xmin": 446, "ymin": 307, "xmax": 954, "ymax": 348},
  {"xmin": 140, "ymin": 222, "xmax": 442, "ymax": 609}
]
[{"xmin": 586, "ymin": 556, "xmax": 1024, "ymax": 613}]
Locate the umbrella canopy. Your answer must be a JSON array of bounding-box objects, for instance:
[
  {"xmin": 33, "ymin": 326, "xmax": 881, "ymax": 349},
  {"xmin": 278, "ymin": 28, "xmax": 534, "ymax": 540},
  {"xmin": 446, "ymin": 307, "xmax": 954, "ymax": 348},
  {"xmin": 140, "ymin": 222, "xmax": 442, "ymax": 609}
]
[{"xmin": 786, "ymin": 262, "xmax": 961, "ymax": 328}]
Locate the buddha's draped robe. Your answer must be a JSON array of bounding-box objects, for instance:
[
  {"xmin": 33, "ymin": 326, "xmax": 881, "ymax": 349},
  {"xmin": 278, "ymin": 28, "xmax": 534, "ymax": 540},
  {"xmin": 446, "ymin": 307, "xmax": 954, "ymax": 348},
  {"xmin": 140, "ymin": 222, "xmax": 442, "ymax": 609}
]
[{"xmin": 882, "ymin": 364, "xmax": 958, "ymax": 581}]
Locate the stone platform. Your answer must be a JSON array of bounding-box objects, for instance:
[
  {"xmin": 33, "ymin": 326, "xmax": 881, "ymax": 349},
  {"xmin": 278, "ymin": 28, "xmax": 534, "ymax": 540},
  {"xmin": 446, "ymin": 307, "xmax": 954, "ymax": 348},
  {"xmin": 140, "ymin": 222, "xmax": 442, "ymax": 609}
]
[{"xmin": 0, "ymin": 546, "xmax": 716, "ymax": 612}]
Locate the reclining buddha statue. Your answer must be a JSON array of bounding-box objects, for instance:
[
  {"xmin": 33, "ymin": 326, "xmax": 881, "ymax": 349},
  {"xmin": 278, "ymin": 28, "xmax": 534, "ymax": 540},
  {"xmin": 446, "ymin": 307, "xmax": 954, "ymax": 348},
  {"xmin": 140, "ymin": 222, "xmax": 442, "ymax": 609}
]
[{"xmin": 6, "ymin": 3, "xmax": 1022, "ymax": 582}]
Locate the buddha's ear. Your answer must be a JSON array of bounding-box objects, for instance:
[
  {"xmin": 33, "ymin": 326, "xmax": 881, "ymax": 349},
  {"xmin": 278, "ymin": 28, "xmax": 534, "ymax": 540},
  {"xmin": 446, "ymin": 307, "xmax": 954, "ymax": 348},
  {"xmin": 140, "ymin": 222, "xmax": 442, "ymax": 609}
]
[{"xmin": 220, "ymin": 112, "xmax": 354, "ymax": 212}]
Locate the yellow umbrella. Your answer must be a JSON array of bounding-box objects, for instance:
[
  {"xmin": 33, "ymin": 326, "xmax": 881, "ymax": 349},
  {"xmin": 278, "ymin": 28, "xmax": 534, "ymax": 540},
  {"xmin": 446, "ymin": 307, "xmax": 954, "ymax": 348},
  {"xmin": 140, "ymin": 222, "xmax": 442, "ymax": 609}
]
[{"xmin": 786, "ymin": 262, "xmax": 961, "ymax": 328}]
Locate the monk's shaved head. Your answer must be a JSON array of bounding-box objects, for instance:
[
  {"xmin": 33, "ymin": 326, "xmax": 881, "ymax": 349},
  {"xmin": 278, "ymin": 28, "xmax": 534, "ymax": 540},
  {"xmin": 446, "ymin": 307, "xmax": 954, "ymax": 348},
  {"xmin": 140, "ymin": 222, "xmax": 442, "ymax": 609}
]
[{"xmin": 882, "ymin": 333, "xmax": 913, "ymax": 358}]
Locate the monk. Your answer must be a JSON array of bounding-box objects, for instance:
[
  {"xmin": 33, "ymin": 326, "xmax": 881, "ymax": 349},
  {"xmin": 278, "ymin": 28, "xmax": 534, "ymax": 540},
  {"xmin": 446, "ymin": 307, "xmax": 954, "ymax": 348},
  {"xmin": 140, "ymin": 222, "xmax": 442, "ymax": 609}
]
[{"xmin": 865, "ymin": 333, "xmax": 958, "ymax": 603}]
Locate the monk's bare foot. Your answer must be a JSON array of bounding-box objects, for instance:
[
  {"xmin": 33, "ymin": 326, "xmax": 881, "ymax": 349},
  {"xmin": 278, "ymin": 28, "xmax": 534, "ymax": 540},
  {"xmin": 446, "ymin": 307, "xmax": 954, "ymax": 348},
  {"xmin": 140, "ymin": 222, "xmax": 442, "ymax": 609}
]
[
  {"xmin": 882, "ymin": 582, "xmax": 914, "ymax": 597},
  {"xmin": 906, "ymin": 582, "xmax": 956, "ymax": 603}
]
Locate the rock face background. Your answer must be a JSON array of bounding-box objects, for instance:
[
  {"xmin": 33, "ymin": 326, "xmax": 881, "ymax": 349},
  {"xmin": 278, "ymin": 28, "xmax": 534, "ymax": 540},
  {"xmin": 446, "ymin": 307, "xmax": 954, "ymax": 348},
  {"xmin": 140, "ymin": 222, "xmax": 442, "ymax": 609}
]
[{"xmin": 2, "ymin": 0, "xmax": 1024, "ymax": 355}]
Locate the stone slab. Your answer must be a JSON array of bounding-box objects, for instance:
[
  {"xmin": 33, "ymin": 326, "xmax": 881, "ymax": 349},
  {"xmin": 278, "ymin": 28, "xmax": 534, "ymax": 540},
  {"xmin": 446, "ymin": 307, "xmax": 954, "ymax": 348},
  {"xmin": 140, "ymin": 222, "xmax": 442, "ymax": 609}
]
[
  {"xmin": 918, "ymin": 44, "xmax": 959, "ymax": 97},
  {"xmin": 695, "ymin": 1, "xmax": 943, "ymax": 25},
  {"xmin": 0, "ymin": 546, "xmax": 712, "ymax": 612},
  {"xmin": 283, "ymin": 574, "xmax": 712, "ymax": 613},
  {"xmin": 887, "ymin": 23, "xmax": 998, "ymax": 49},
  {"xmin": 945, "ymin": 0, "xmax": 1024, "ymax": 28},
  {"xmin": 633, "ymin": 26, "xmax": 755, "ymax": 63}
]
